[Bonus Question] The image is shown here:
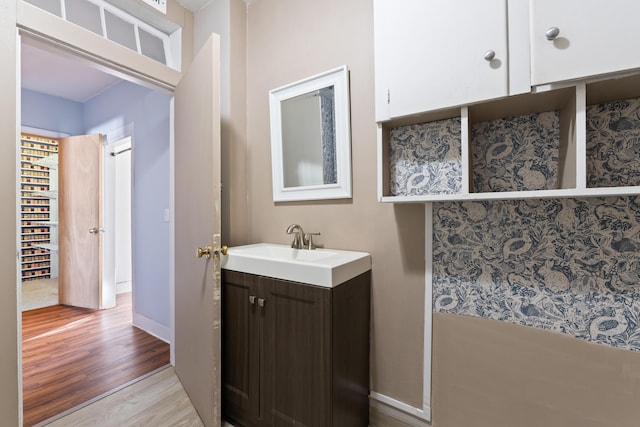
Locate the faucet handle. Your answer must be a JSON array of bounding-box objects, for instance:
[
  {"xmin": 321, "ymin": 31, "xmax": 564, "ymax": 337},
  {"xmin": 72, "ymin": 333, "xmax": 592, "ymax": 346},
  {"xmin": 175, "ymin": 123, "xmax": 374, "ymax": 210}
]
[{"xmin": 304, "ymin": 232, "xmax": 321, "ymax": 250}]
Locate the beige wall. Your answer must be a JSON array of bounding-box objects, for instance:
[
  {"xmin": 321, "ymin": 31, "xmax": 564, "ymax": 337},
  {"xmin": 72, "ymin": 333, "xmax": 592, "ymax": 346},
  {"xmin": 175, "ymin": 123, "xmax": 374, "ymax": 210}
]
[
  {"xmin": 206, "ymin": 0, "xmax": 248, "ymax": 247},
  {"xmin": 193, "ymin": 0, "xmax": 248, "ymax": 247},
  {"xmin": 0, "ymin": 1, "xmax": 20, "ymax": 424},
  {"xmin": 244, "ymin": 0, "xmax": 426, "ymax": 406},
  {"xmin": 241, "ymin": 2, "xmax": 640, "ymax": 426},
  {"xmin": 433, "ymin": 313, "xmax": 640, "ymax": 427},
  {"xmin": 227, "ymin": 0, "xmax": 248, "ymax": 246}
]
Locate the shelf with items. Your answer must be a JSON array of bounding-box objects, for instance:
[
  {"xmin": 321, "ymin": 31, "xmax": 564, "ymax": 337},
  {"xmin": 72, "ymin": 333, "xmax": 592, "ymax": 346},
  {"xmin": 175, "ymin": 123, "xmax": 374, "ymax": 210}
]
[
  {"xmin": 19, "ymin": 133, "xmax": 59, "ymax": 282},
  {"xmin": 378, "ymin": 72, "xmax": 640, "ymax": 203},
  {"xmin": 21, "ymin": 252, "xmax": 51, "ymax": 263},
  {"xmin": 21, "ymin": 232, "xmax": 51, "ymax": 239},
  {"xmin": 21, "ymin": 134, "xmax": 59, "ymax": 149},
  {"xmin": 22, "ymin": 262, "xmax": 52, "ymax": 272},
  {"xmin": 22, "ymin": 269, "xmax": 52, "ymax": 281}
]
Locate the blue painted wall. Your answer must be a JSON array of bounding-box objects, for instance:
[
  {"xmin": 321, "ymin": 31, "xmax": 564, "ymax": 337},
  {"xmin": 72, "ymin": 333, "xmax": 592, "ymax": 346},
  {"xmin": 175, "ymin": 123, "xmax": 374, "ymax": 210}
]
[
  {"xmin": 83, "ymin": 81, "xmax": 171, "ymax": 327},
  {"xmin": 21, "ymin": 89, "xmax": 84, "ymax": 136},
  {"xmin": 22, "ymin": 83, "xmax": 171, "ymax": 330}
]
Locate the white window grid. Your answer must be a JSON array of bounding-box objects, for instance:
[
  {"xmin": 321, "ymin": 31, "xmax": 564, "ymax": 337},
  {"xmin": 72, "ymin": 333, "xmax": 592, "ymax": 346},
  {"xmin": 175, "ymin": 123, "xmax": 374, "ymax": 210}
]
[{"xmin": 30, "ymin": 0, "xmax": 179, "ymax": 70}]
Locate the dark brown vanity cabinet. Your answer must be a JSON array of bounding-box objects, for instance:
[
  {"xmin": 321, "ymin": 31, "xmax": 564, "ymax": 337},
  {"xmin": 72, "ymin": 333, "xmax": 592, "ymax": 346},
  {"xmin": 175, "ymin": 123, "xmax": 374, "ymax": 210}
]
[{"xmin": 222, "ymin": 269, "xmax": 371, "ymax": 427}]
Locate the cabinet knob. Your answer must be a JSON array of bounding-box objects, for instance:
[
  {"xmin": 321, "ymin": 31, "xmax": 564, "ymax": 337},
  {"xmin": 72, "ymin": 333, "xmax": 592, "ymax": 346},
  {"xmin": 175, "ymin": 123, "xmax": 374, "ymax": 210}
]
[
  {"xmin": 545, "ymin": 27, "xmax": 560, "ymax": 41},
  {"xmin": 249, "ymin": 295, "xmax": 256, "ymax": 305},
  {"xmin": 483, "ymin": 50, "xmax": 496, "ymax": 61},
  {"xmin": 257, "ymin": 298, "xmax": 266, "ymax": 307}
]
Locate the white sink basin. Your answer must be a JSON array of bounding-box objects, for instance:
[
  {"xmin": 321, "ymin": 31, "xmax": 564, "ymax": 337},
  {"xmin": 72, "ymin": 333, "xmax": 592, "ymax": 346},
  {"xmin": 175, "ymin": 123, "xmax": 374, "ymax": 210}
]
[{"xmin": 221, "ymin": 243, "xmax": 371, "ymax": 288}]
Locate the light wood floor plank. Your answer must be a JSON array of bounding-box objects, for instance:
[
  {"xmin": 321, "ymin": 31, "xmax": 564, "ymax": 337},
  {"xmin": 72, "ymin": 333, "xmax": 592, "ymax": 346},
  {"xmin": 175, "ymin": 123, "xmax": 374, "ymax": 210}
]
[{"xmin": 45, "ymin": 367, "xmax": 204, "ymax": 427}]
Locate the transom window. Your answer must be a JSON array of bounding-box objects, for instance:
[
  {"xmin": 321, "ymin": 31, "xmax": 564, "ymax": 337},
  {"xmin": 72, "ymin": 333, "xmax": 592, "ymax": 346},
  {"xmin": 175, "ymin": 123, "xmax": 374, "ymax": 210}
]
[{"xmin": 23, "ymin": 0, "xmax": 181, "ymax": 70}]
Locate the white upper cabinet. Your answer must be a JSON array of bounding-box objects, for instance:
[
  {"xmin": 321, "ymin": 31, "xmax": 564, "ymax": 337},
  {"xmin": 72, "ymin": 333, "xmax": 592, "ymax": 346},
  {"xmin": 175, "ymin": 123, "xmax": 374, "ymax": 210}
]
[
  {"xmin": 530, "ymin": 0, "xmax": 640, "ymax": 86},
  {"xmin": 374, "ymin": 0, "xmax": 510, "ymax": 121}
]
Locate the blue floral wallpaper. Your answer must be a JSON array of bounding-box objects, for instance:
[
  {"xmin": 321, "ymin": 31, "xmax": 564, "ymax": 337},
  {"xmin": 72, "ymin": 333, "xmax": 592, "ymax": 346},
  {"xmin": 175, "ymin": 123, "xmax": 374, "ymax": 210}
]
[
  {"xmin": 389, "ymin": 118, "xmax": 462, "ymax": 196},
  {"xmin": 388, "ymin": 97, "xmax": 640, "ymax": 350},
  {"xmin": 587, "ymin": 97, "xmax": 640, "ymax": 188},
  {"xmin": 433, "ymin": 197, "xmax": 640, "ymax": 351},
  {"xmin": 471, "ymin": 111, "xmax": 560, "ymax": 192}
]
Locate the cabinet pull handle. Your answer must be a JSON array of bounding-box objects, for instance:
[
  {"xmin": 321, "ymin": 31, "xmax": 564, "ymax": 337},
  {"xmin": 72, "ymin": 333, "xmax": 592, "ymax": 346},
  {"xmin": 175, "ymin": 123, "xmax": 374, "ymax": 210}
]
[
  {"xmin": 249, "ymin": 295, "xmax": 256, "ymax": 305},
  {"xmin": 257, "ymin": 298, "xmax": 266, "ymax": 307},
  {"xmin": 483, "ymin": 50, "xmax": 495, "ymax": 61},
  {"xmin": 545, "ymin": 27, "xmax": 560, "ymax": 41}
]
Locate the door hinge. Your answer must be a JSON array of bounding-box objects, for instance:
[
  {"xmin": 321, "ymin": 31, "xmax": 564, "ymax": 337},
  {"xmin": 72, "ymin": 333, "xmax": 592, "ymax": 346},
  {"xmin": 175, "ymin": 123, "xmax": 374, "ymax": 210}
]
[{"xmin": 386, "ymin": 89, "xmax": 390, "ymax": 104}]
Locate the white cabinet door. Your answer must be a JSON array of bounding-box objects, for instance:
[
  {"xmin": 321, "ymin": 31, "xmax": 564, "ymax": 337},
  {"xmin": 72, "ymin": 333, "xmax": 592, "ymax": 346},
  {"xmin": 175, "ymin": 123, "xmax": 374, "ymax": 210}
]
[
  {"xmin": 531, "ymin": 0, "xmax": 640, "ymax": 86},
  {"xmin": 374, "ymin": 0, "xmax": 509, "ymax": 121}
]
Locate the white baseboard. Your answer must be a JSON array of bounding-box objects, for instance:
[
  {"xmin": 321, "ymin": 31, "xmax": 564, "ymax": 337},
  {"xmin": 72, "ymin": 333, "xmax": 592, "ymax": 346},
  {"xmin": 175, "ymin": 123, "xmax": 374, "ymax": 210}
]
[
  {"xmin": 370, "ymin": 392, "xmax": 431, "ymax": 427},
  {"xmin": 116, "ymin": 281, "xmax": 132, "ymax": 294},
  {"xmin": 132, "ymin": 312, "xmax": 170, "ymax": 343}
]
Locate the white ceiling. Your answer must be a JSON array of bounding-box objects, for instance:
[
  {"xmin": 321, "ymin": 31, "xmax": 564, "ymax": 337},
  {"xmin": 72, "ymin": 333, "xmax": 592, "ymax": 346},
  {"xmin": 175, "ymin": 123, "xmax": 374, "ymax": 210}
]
[
  {"xmin": 21, "ymin": 42, "xmax": 121, "ymax": 103},
  {"xmin": 176, "ymin": 0, "xmax": 211, "ymax": 12}
]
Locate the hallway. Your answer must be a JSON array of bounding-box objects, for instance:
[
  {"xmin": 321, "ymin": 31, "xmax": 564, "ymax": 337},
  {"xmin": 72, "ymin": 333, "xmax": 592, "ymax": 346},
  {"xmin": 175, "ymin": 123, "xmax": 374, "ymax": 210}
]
[{"xmin": 22, "ymin": 293, "xmax": 170, "ymax": 426}]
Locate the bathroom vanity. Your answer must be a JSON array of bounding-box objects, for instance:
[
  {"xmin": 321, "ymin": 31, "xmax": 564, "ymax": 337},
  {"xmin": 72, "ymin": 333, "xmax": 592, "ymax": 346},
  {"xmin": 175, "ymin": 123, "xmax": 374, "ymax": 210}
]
[{"xmin": 221, "ymin": 244, "xmax": 371, "ymax": 427}]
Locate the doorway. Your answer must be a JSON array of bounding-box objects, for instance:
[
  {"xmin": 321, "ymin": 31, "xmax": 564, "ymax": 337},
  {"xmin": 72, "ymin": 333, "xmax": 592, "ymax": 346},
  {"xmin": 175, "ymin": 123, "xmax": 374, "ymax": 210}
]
[
  {"xmin": 11, "ymin": 9, "xmax": 223, "ymax": 424},
  {"xmin": 112, "ymin": 137, "xmax": 133, "ymax": 294},
  {"xmin": 102, "ymin": 135, "xmax": 134, "ymax": 301},
  {"xmin": 19, "ymin": 37, "xmax": 174, "ymax": 424}
]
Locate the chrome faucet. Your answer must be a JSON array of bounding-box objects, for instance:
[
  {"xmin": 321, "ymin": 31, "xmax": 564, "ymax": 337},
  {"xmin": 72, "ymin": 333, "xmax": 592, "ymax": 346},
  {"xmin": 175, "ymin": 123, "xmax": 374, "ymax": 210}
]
[
  {"xmin": 286, "ymin": 224, "xmax": 305, "ymax": 249},
  {"xmin": 286, "ymin": 224, "xmax": 320, "ymax": 249}
]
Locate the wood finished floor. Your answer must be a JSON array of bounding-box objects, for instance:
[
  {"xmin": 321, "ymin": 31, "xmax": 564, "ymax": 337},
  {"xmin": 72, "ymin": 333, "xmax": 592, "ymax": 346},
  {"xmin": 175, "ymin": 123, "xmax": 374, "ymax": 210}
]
[
  {"xmin": 45, "ymin": 367, "xmax": 205, "ymax": 427},
  {"xmin": 22, "ymin": 292, "xmax": 170, "ymax": 427}
]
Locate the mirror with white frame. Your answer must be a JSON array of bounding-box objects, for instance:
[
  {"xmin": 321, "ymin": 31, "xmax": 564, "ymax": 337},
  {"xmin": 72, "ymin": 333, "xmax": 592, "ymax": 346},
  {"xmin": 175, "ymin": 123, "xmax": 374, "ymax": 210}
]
[{"xmin": 269, "ymin": 65, "xmax": 352, "ymax": 201}]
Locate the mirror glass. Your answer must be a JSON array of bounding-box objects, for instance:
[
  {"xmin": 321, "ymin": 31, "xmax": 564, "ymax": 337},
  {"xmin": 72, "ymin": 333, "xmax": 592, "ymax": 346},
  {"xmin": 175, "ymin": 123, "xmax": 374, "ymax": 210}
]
[{"xmin": 270, "ymin": 66, "xmax": 351, "ymax": 201}]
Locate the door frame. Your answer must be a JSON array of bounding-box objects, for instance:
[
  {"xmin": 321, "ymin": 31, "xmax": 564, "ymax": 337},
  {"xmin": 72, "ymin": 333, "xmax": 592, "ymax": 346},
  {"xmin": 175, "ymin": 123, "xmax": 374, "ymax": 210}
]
[
  {"xmin": 14, "ymin": 6, "xmax": 188, "ymax": 421},
  {"xmin": 103, "ymin": 135, "xmax": 134, "ymax": 302}
]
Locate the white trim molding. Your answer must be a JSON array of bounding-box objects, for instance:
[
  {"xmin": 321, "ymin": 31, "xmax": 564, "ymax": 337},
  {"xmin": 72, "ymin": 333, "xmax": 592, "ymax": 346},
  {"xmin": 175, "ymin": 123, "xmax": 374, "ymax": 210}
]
[
  {"xmin": 369, "ymin": 203, "xmax": 434, "ymax": 426},
  {"xmin": 133, "ymin": 312, "xmax": 170, "ymax": 343},
  {"xmin": 370, "ymin": 392, "xmax": 431, "ymax": 427},
  {"xmin": 424, "ymin": 203, "xmax": 433, "ymax": 417}
]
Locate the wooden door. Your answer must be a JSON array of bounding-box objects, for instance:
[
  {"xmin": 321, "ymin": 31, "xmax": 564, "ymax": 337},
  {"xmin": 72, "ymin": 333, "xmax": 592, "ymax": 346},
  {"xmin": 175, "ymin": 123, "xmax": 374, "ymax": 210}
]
[
  {"xmin": 263, "ymin": 277, "xmax": 331, "ymax": 427},
  {"xmin": 174, "ymin": 34, "xmax": 222, "ymax": 427},
  {"xmin": 58, "ymin": 134, "xmax": 103, "ymax": 310}
]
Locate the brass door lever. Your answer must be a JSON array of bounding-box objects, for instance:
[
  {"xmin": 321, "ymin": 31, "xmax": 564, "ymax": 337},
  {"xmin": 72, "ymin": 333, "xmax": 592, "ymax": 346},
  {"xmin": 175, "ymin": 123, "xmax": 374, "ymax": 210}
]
[{"xmin": 196, "ymin": 245, "xmax": 228, "ymax": 259}]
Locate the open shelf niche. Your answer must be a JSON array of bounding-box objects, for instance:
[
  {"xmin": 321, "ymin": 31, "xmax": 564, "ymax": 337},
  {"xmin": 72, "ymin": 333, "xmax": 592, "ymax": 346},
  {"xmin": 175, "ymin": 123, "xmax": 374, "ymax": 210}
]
[
  {"xmin": 378, "ymin": 69, "xmax": 640, "ymax": 203},
  {"xmin": 585, "ymin": 73, "xmax": 640, "ymax": 190},
  {"xmin": 467, "ymin": 86, "xmax": 577, "ymax": 196}
]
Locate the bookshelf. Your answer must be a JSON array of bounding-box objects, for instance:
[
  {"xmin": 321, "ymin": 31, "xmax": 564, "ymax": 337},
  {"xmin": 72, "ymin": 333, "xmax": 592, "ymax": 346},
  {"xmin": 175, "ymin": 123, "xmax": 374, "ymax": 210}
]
[{"xmin": 20, "ymin": 134, "xmax": 59, "ymax": 282}]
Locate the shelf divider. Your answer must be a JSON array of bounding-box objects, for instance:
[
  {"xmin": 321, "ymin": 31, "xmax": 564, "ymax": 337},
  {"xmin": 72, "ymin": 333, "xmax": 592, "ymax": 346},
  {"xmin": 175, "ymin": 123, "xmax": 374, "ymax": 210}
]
[
  {"xmin": 461, "ymin": 106, "xmax": 470, "ymax": 195},
  {"xmin": 575, "ymin": 82, "xmax": 587, "ymax": 191}
]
